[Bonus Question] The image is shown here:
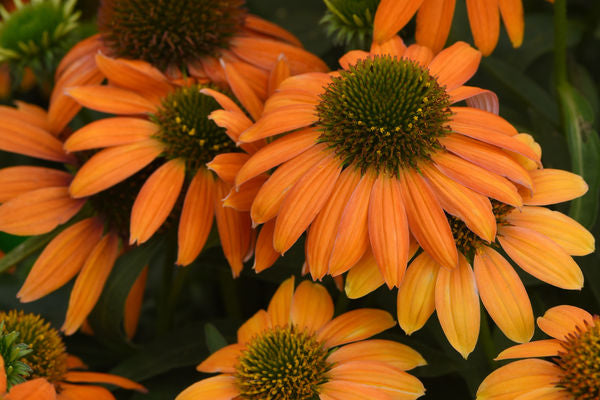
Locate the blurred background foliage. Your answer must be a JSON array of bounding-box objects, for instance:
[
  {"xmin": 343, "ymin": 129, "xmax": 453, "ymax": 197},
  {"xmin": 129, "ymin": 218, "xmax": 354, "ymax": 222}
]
[{"xmin": 0, "ymin": 0, "xmax": 599, "ymax": 398}]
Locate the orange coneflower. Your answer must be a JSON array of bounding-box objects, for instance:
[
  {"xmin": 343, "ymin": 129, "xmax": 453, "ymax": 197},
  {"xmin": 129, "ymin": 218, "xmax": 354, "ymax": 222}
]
[
  {"xmin": 176, "ymin": 276, "xmax": 426, "ymax": 400},
  {"xmin": 373, "ymin": 0, "xmax": 528, "ymax": 55},
  {"xmin": 0, "ymin": 101, "xmax": 148, "ymax": 336},
  {"xmin": 48, "ymin": 0, "xmax": 327, "ymax": 135},
  {"xmin": 234, "ymin": 36, "xmax": 540, "ymax": 289},
  {"xmin": 65, "ymin": 54, "xmax": 286, "ymax": 274},
  {"xmin": 0, "ymin": 310, "xmax": 146, "ymax": 399},
  {"xmin": 477, "ymin": 305, "xmax": 600, "ymax": 399}
]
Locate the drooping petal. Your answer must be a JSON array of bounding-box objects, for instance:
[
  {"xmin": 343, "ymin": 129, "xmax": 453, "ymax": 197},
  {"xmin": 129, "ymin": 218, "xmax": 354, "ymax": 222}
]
[
  {"xmin": 221, "ymin": 60, "xmax": 263, "ymax": 121},
  {"xmin": 317, "ymin": 309, "xmax": 395, "ymax": 348},
  {"xmin": 399, "ymin": 168, "xmax": 458, "ymax": 269},
  {"xmin": 435, "ymin": 254, "xmax": 480, "ymax": 359},
  {"xmin": 17, "ymin": 217, "xmax": 103, "ymax": 302},
  {"xmin": 536, "ymin": 305, "xmax": 593, "ymax": 341},
  {"xmin": 175, "ymin": 375, "xmax": 239, "ymax": 400},
  {"xmin": 415, "ymin": 0, "xmax": 456, "ymax": 53},
  {"xmin": 224, "ymin": 175, "xmax": 266, "ymax": 211},
  {"xmin": 69, "ymin": 140, "xmax": 163, "ymax": 198},
  {"xmin": 373, "ymin": 0, "xmax": 425, "ymax": 44},
  {"xmin": 267, "ymin": 53, "xmax": 291, "ymax": 96},
  {"xmin": 0, "ymin": 187, "xmax": 85, "ymax": 235},
  {"xmin": 207, "ymin": 153, "xmax": 250, "ymax": 185},
  {"xmin": 124, "ymin": 266, "xmax": 148, "ymax": 339},
  {"xmin": 345, "ymin": 250, "xmax": 385, "ymax": 299},
  {"xmin": 306, "ymin": 167, "xmax": 362, "ymax": 280},
  {"xmin": 367, "ymin": 174, "xmax": 410, "ymax": 288},
  {"xmin": 291, "ymin": 280, "xmax": 334, "ymax": 333},
  {"xmin": 498, "ymin": 0, "xmax": 524, "ymax": 48},
  {"xmin": 328, "ymin": 172, "xmax": 375, "ymax": 276},
  {"xmin": 64, "ymin": 117, "xmax": 157, "ymax": 152},
  {"xmin": 495, "ymin": 339, "xmax": 563, "ymax": 360},
  {"xmin": 208, "ymin": 110, "xmax": 253, "ymax": 143},
  {"xmin": 474, "ymin": 247, "xmax": 534, "ymax": 343},
  {"xmin": 5, "ymin": 378, "xmax": 56, "ymax": 400},
  {"xmin": 238, "ymin": 104, "xmax": 318, "ymax": 143},
  {"xmin": 428, "ymin": 41, "xmax": 481, "ymax": 90},
  {"xmin": 521, "ymin": 169, "xmax": 588, "ymax": 205},
  {"xmin": 197, "ymin": 344, "xmax": 244, "ymax": 373},
  {"xmin": 57, "ymin": 383, "xmax": 114, "ymax": 400},
  {"xmin": 506, "ymin": 207, "xmax": 594, "ymax": 256},
  {"xmin": 62, "ymin": 233, "xmax": 120, "ymax": 335},
  {"xmin": 498, "ymin": 225, "xmax": 584, "ymax": 290},
  {"xmin": 200, "ymin": 88, "xmax": 244, "ymax": 114},
  {"xmin": 273, "ymin": 153, "xmax": 342, "ymax": 254},
  {"xmin": 130, "ymin": 159, "xmax": 185, "ymax": 245},
  {"xmin": 66, "ymin": 85, "xmax": 157, "ymax": 114},
  {"xmin": 262, "ymin": 89, "xmax": 320, "ymax": 115},
  {"xmin": 397, "ymin": 252, "xmax": 440, "ymax": 335},
  {"xmin": 63, "ymin": 371, "xmax": 145, "ymax": 391},
  {"xmin": 267, "ymin": 276, "xmax": 294, "ymax": 328},
  {"xmin": 0, "ymin": 119, "xmax": 73, "ymax": 163},
  {"xmin": 466, "ymin": 0, "xmax": 501, "ymax": 56},
  {"xmin": 448, "ymin": 86, "xmax": 499, "ymax": 114},
  {"xmin": 327, "ymin": 339, "xmax": 426, "ymax": 371},
  {"xmin": 237, "ymin": 309, "xmax": 271, "ymax": 344},
  {"xmin": 277, "ymin": 72, "xmax": 331, "ymax": 95},
  {"xmin": 253, "ymin": 220, "xmax": 279, "ymax": 273}
]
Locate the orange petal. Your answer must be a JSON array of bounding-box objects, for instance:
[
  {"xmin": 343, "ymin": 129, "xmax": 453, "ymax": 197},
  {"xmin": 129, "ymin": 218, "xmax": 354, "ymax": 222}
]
[
  {"xmin": 244, "ymin": 15, "xmax": 302, "ymax": 46},
  {"xmin": 328, "ymin": 172, "xmax": 375, "ymax": 276},
  {"xmin": 495, "ymin": 339, "xmax": 563, "ymax": 360},
  {"xmin": 237, "ymin": 309, "xmax": 271, "ymax": 344},
  {"xmin": 235, "ymin": 127, "xmax": 320, "ymax": 187},
  {"xmin": 175, "ymin": 375, "xmax": 240, "ymax": 400},
  {"xmin": 64, "ymin": 371, "xmax": 145, "ymax": 392},
  {"xmin": 5, "ymin": 378, "xmax": 55, "ymax": 400},
  {"xmin": 197, "ymin": 344, "xmax": 244, "ymax": 374},
  {"xmin": 435, "ymin": 254, "xmax": 480, "ymax": 359},
  {"xmin": 124, "ymin": 266, "xmax": 148, "ymax": 339},
  {"xmin": 439, "ymin": 134, "xmax": 533, "ymax": 190},
  {"xmin": 221, "ymin": 60, "xmax": 263, "ymax": 121},
  {"xmin": 306, "ymin": 167, "xmax": 362, "ymax": 279},
  {"xmin": 238, "ymin": 104, "xmax": 317, "ymax": 143},
  {"xmin": 317, "ymin": 309, "xmax": 395, "ymax": 348},
  {"xmin": 415, "ymin": 0, "xmax": 456, "ymax": 53},
  {"xmin": 403, "ymin": 44, "xmax": 434, "ymax": 66},
  {"xmin": 466, "ymin": 0, "xmax": 501, "ymax": 56},
  {"xmin": 55, "ymin": 33, "xmax": 101, "ymax": 78},
  {"xmin": 57, "ymin": 383, "xmax": 117, "ymax": 400},
  {"xmin": 291, "ymin": 280, "xmax": 334, "ymax": 333},
  {"xmin": 262, "ymin": 90, "xmax": 320, "ymax": 115},
  {"xmin": 177, "ymin": 170, "xmax": 216, "ymax": 265},
  {"xmin": 253, "ymin": 220, "xmax": 279, "ymax": 273},
  {"xmin": 448, "ymin": 86, "xmax": 499, "ymax": 114},
  {"xmin": 397, "ymin": 252, "xmax": 440, "ymax": 335},
  {"xmin": 433, "ymin": 152, "xmax": 522, "ymax": 206},
  {"xmin": 220, "ymin": 52, "xmax": 269, "ymax": 100},
  {"xmin": 0, "ymin": 187, "xmax": 85, "ymax": 235},
  {"xmin": 451, "ymin": 106, "xmax": 518, "ymax": 136},
  {"xmin": 277, "ymin": 72, "xmax": 331, "ymax": 95},
  {"xmin": 338, "ymin": 50, "xmax": 370, "ymax": 70},
  {"xmin": 207, "ymin": 109, "xmax": 253, "ymax": 143},
  {"xmin": 250, "ymin": 144, "xmax": 327, "ymax": 225},
  {"xmin": 510, "ymin": 133, "xmax": 541, "ymax": 171},
  {"xmin": 1, "ymin": 102, "xmax": 48, "ymax": 132},
  {"xmin": 62, "ymin": 233, "xmax": 119, "ymax": 335},
  {"xmin": 514, "ymin": 386, "xmax": 572, "ymax": 400},
  {"xmin": 506, "ymin": 206, "xmax": 594, "ymax": 256},
  {"xmin": 498, "ymin": 225, "xmax": 584, "ymax": 290},
  {"xmin": 428, "ymin": 42, "xmax": 481, "ymax": 90},
  {"xmin": 536, "ymin": 305, "xmax": 593, "ymax": 340},
  {"xmin": 327, "ymin": 339, "xmax": 426, "ymax": 371},
  {"xmin": 521, "ymin": 169, "xmax": 588, "ymax": 205},
  {"xmin": 66, "ymin": 85, "xmax": 157, "ymax": 114},
  {"xmin": 231, "ymin": 37, "xmax": 329, "ymax": 75},
  {"xmin": 367, "ymin": 175, "xmax": 409, "ymax": 288},
  {"xmin": 474, "ymin": 247, "xmax": 534, "ymax": 343},
  {"xmin": 370, "ymin": 36, "xmax": 407, "ymax": 58},
  {"xmin": 207, "ymin": 153, "xmax": 250, "ymax": 184},
  {"xmin": 18, "ymin": 217, "xmax": 103, "ymax": 302},
  {"xmin": 224, "ymin": 175, "xmax": 267, "ymax": 211},
  {"xmin": 373, "ymin": 0, "xmax": 425, "ymax": 44},
  {"xmin": 64, "ymin": 117, "xmax": 157, "ymax": 151},
  {"xmin": 273, "ymin": 154, "xmax": 342, "ymax": 254},
  {"xmin": 267, "ymin": 276, "xmax": 294, "ymax": 328},
  {"xmin": 0, "ymin": 119, "xmax": 73, "ymax": 163},
  {"xmin": 476, "ymin": 359, "xmax": 562, "ymax": 400},
  {"xmin": 199, "ymin": 88, "xmax": 244, "ymax": 114},
  {"xmin": 319, "ymin": 380, "xmax": 391, "ymax": 400},
  {"xmin": 69, "ymin": 140, "xmax": 163, "ymax": 198},
  {"xmin": 214, "ymin": 181, "xmax": 252, "ymax": 276},
  {"xmin": 326, "ymin": 361, "xmax": 425, "ymax": 399},
  {"xmin": 345, "ymin": 250, "xmax": 385, "ymax": 299},
  {"xmin": 130, "ymin": 159, "xmax": 185, "ymax": 245},
  {"xmin": 399, "ymin": 168, "xmax": 458, "ymax": 269},
  {"xmin": 498, "ymin": 0, "xmax": 524, "ymax": 48},
  {"xmin": 267, "ymin": 54, "xmax": 291, "ymax": 96},
  {"xmin": 421, "ymin": 162, "xmax": 496, "ymax": 242}
]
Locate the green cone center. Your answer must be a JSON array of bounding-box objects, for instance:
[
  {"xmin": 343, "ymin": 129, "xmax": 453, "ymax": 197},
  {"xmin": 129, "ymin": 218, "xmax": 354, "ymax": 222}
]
[
  {"xmin": 235, "ymin": 326, "xmax": 330, "ymax": 400},
  {"xmin": 316, "ymin": 55, "xmax": 451, "ymax": 176}
]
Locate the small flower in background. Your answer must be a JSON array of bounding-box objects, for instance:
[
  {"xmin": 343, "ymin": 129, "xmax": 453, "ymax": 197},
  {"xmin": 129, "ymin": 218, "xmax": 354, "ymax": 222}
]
[
  {"xmin": 321, "ymin": 0, "xmax": 380, "ymax": 48},
  {"xmin": 0, "ymin": 310, "xmax": 146, "ymax": 399},
  {"xmin": 373, "ymin": 0, "xmax": 529, "ymax": 55},
  {"xmin": 177, "ymin": 276, "xmax": 426, "ymax": 400},
  {"xmin": 477, "ymin": 305, "xmax": 600, "ymax": 400}
]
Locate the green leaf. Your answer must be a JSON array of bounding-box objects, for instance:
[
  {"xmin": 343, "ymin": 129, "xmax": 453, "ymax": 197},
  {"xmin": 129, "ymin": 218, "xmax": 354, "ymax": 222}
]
[
  {"xmin": 559, "ymin": 84, "xmax": 600, "ymax": 228},
  {"xmin": 88, "ymin": 236, "xmax": 164, "ymax": 353},
  {"xmin": 204, "ymin": 322, "xmax": 228, "ymax": 353}
]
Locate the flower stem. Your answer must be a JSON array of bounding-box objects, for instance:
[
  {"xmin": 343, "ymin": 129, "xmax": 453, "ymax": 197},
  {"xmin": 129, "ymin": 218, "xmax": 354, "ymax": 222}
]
[{"xmin": 553, "ymin": 0, "xmax": 568, "ymax": 88}]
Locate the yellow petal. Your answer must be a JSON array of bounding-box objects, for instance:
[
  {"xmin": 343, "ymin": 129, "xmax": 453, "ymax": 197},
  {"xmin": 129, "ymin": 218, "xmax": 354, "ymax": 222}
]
[
  {"xmin": 345, "ymin": 250, "xmax": 385, "ymax": 299},
  {"xmin": 317, "ymin": 309, "xmax": 395, "ymax": 348},
  {"xmin": 267, "ymin": 276, "xmax": 295, "ymax": 328},
  {"xmin": 521, "ymin": 169, "xmax": 588, "ymax": 205},
  {"xmin": 536, "ymin": 305, "xmax": 593, "ymax": 340},
  {"xmin": 495, "ymin": 339, "xmax": 563, "ymax": 360},
  {"xmin": 326, "ymin": 339, "xmax": 426, "ymax": 371},
  {"xmin": 237, "ymin": 309, "xmax": 270, "ymax": 345}
]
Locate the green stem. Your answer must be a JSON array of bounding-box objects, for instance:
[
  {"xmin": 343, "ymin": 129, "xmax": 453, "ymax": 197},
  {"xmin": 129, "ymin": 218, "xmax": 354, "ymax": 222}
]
[{"xmin": 553, "ymin": 0, "xmax": 568, "ymax": 88}]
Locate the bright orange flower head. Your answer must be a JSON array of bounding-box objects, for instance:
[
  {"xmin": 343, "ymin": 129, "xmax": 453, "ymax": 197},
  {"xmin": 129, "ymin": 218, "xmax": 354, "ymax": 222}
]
[
  {"xmin": 48, "ymin": 0, "xmax": 327, "ymax": 136},
  {"xmin": 0, "ymin": 310, "xmax": 146, "ymax": 400},
  {"xmin": 0, "ymin": 101, "xmax": 148, "ymax": 337},
  {"xmin": 373, "ymin": 0, "xmax": 527, "ymax": 56},
  {"xmin": 477, "ymin": 305, "xmax": 600, "ymax": 400},
  {"xmin": 176, "ymin": 276, "xmax": 426, "ymax": 400},
  {"xmin": 234, "ymin": 37, "xmax": 541, "ymax": 289}
]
